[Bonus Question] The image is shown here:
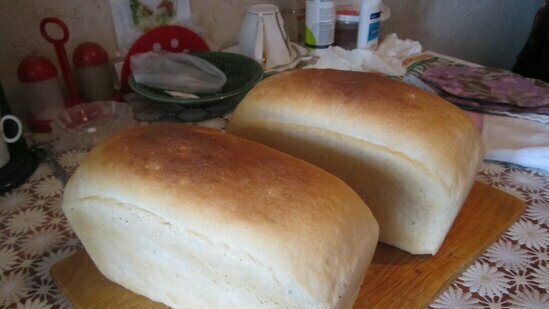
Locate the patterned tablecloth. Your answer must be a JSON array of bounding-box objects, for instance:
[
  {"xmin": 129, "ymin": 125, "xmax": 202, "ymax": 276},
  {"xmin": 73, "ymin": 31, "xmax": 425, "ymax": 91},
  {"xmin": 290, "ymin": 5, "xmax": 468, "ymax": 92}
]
[{"xmin": 1, "ymin": 56, "xmax": 548, "ymax": 308}]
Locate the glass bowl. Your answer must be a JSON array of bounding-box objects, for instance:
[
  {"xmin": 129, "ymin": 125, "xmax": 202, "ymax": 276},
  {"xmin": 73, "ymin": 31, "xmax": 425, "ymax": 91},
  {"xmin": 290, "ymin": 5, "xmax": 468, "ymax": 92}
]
[{"xmin": 51, "ymin": 101, "xmax": 136, "ymax": 150}]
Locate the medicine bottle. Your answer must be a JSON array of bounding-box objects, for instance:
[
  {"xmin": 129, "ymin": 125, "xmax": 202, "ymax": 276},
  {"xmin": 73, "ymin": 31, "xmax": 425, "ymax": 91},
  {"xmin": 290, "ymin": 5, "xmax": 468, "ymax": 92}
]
[
  {"xmin": 357, "ymin": 0, "xmax": 381, "ymax": 50},
  {"xmin": 305, "ymin": 0, "xmax": 335, "ymax": 49}
]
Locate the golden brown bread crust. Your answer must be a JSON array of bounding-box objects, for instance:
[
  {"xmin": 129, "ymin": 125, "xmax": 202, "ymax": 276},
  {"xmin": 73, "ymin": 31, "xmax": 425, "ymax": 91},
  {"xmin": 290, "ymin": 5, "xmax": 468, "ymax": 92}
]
[
  {"xmin": 63, "ymin": 123, "xmax": 379, "ymax": 308},
  {"xmin": 228, "ymin": 69, "xmax": 485, "ymax": 254},
  {"xmin": 230, "ymin": 69, "xmax": 479, "ymax": 189},
  {"xmin": 79, "ymin": 123, "xmax": 356, "ymax": 229}
]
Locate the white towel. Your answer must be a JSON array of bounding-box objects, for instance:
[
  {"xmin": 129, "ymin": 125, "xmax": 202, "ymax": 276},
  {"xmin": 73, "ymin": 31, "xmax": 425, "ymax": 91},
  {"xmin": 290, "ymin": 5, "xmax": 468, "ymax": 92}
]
[{"xmin": 482, "ymin": 114, "xmax": 549, "ymax": 171}]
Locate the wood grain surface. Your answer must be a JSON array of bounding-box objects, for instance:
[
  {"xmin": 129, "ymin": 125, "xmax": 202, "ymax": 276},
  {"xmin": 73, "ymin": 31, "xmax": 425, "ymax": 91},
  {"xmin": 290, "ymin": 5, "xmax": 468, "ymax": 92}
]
[{"xmin": 51, "ymin": 181, "xmax": 525, "ymax": 309}]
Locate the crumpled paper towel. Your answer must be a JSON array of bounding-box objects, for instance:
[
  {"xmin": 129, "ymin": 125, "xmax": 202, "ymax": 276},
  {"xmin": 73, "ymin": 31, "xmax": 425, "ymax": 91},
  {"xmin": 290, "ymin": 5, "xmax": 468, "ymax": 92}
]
[
  {"xmin": 304, "ymin": 33, "xmax": 422, "ymax": 76},
  {"xmin": 482, "ymin": 114, "xmax": 549, "ymax": 171}
]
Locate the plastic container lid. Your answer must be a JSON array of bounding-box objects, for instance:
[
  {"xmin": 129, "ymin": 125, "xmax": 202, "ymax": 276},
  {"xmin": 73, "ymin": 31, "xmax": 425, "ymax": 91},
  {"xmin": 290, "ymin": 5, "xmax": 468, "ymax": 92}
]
[
  {"xmin": 73, "ymin": 42, "xmax": 109, "ymax": 67},
  {"xmin": 17, "ymin": 56, "xmax": 58, "ymax": 82},
  {"xmin": 335, "ymin": 5, "xmax": 389, "ymax": 23}
]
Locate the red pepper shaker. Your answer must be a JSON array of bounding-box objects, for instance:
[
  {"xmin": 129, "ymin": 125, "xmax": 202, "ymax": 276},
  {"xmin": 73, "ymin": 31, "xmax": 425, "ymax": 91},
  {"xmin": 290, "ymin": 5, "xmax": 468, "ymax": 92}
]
[
  {"xmin": 17, "ymin": 56, "xmax": 66, "ymax": 132},
  {"xmin": 73, "ymin": 42, "xmax": 114, "ymax": 102}
]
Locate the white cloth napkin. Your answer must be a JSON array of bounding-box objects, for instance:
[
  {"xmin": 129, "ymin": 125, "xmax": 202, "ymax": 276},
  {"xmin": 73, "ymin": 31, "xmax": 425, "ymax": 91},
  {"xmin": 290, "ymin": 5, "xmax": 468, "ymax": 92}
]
[
  {"xmin": 305, "ymin": 33, "xmax": 422, "ymax": 76},
  {"xmin": 482, "ymin": 114, "xmax": 549, "ymax": 171}
]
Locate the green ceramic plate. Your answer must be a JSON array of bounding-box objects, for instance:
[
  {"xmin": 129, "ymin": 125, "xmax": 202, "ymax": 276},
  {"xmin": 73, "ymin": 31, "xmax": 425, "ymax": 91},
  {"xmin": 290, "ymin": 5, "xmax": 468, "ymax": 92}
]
[{"xmin": 129, "ymin": 51, "xmax": 264, "ymax": 107}]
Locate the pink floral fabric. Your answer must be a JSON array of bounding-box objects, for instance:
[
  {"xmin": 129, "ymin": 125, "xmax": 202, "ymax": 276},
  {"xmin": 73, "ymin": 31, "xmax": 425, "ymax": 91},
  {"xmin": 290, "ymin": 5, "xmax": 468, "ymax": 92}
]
[{"xmin": 421, "ymin": 66, "xmax": 549, "ymax": 107}]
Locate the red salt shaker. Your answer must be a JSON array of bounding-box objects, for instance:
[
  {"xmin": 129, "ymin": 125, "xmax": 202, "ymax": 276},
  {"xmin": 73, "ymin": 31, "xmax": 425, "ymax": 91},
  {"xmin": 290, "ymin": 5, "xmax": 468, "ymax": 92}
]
[
  {"xmin": 73, "ymin": 42, "xmax": 114, "ymax": 102},
  {"xmin": 17, "ymin": 56, "xmax": 66, "ymax": 132}
]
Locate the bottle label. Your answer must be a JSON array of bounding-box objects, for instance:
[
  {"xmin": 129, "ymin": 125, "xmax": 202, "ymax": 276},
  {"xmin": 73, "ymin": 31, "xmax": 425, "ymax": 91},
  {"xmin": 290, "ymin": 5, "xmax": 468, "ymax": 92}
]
[{"xmin": 368, "ymin": 20, "xmax": 380, "ymax": 41}]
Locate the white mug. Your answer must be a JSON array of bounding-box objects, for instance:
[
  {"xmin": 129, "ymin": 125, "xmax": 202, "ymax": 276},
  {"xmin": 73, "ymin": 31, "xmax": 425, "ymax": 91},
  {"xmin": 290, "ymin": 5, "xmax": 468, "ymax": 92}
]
[
  {"xmin": 238, "ymin": 4, "xmax": 295, "ymax": 69},
  {"xmin": 0, "ymin": 115, "xmax": 23, "ymax": 168}
]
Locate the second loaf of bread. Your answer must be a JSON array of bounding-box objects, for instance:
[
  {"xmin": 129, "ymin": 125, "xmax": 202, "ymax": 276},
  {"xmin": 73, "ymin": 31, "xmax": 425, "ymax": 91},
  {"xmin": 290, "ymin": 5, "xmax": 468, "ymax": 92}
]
[{"xmin": 228, "ymin": 69, "xmax": 485, "ymax": 255}]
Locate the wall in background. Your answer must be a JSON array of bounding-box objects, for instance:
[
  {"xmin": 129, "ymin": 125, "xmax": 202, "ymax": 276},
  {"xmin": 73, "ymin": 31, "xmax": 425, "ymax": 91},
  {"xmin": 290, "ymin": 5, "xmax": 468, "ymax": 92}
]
[
  {"xmin": 0, "ymin": 0, "xmax": 544, "ymax": 119},
  {"xmin": 382, "ymin": 0, "xmax": 544, "ymax": 70}
]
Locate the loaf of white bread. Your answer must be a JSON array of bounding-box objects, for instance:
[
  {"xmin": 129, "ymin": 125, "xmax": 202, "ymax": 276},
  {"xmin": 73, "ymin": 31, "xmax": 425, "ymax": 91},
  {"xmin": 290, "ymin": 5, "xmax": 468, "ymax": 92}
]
[
  {"xmin": 62, "ymin": 123, "xmax": 379, "ymax": 309},
  {"xmin": 228, "ymin": 69, "xmax": 485, "ymax": 255}
]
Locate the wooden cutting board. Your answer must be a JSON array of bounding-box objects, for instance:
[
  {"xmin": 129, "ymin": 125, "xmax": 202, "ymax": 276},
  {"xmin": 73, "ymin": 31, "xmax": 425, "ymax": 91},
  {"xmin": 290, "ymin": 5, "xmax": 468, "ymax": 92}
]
[{"xmin": 51, "ymin": 181, "xmax": 525, "ymax": 309}]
